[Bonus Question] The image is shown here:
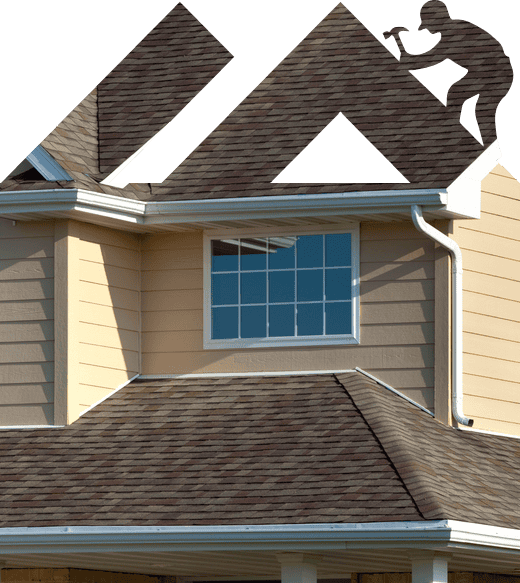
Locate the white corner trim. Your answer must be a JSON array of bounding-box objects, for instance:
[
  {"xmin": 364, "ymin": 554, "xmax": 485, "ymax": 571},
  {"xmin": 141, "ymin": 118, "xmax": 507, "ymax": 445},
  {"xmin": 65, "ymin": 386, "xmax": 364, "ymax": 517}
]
[
  {"xmin": 77, "ymin": 374, "xmax": 140, "ymax": 418},
  {"xmin": 0, "ymin": 521, "xmax": 519, "ymax": 554},
  {"xmin": 445, "ymin": 140, "xmax": 502, "ymax": 219},
  {"xmin": 27, "ymin": 146, "xmax": 73, "ymax": 181},
  {"xmin": 101, "ymin": 122, "xmax": 170, "ymax": 188},
  {"xmin": 138, "ymin": 369, "xmax": 357, "ymax": 380}
]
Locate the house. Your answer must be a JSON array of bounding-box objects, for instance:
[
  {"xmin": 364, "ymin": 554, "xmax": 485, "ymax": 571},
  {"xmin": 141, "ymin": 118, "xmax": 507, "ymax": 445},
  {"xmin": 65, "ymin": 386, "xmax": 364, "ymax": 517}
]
[{"xmin": 1, "ymin": 3, "xmax": 520, "ymax": 583}]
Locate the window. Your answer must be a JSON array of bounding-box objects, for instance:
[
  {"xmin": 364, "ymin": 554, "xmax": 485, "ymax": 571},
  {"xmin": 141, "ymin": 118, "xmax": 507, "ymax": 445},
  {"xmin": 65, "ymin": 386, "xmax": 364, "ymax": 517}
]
[{"xmin": 203, "ymin": 226, "xmax": 359, "ymax": 348}]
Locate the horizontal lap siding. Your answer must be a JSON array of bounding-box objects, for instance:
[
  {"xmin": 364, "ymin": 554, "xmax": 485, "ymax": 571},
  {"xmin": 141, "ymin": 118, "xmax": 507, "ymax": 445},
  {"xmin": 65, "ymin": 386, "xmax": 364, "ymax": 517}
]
[
  {"xmin": 76, "ymin": 224, "xmax": 140, "ymax": 411},
  {"xmin": 141, "ymin": 224, "xmax": 435, "ymax": 410},
  {"xmin": 0, "ymin": 219, "xmax": 54, "ymax": 425},
  {"xmin": 457, "ymin": 164, "xmax": 520, "ymax": 435}
]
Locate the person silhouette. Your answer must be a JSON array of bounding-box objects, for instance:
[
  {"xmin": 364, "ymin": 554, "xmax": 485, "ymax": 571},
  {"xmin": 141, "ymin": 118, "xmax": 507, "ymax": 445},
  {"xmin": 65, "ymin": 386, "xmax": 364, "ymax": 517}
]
[{"xmin": 385, "ymin": 0, "xmax": 513, "ymax": 145}]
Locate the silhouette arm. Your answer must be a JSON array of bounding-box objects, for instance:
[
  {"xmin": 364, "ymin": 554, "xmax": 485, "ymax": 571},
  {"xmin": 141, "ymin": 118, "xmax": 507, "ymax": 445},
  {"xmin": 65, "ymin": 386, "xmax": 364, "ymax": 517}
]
[{"xmin": 384, "ymin": 28, "xmax": 449, "ymax": 69}]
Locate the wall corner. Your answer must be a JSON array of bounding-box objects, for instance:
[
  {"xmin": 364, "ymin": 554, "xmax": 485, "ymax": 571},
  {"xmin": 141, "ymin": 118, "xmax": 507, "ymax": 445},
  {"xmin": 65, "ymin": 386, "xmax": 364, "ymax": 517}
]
[{"xmin": 54, "ymin": 220, "xmax": 81, "ymax": 425}]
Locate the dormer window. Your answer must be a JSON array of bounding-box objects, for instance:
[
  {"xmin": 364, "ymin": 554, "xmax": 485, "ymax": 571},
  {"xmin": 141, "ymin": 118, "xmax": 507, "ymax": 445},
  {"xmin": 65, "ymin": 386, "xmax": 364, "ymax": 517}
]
[{"xmin": 203, "ymin": 226, "xmax": 359, "ymax": 348}]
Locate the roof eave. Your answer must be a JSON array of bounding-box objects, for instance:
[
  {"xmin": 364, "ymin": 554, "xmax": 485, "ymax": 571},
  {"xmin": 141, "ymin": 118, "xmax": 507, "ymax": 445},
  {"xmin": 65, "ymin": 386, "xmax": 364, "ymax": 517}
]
[
  {"xmin": 1, "ymin": 142, "xmax": 502, "ymax": 229},
  {"xmin": 1, "ymin": 521, "xmax": 520, "ymax": 554},
  {"xmin": 0, "ymin": 187, "xmax": 457, "ymax": 232}
]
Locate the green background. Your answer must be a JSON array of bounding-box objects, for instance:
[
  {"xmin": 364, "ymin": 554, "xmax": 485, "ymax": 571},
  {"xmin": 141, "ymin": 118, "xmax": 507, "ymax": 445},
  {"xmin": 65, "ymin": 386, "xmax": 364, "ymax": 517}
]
[{"xmin": 0, "ymin": 0, "xmax": 520, "ymax": 182}]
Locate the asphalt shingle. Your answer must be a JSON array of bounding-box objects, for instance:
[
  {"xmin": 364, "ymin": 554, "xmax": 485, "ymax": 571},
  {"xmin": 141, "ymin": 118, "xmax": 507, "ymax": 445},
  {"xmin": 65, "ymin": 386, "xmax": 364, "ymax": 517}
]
[{"xmin": 1, "ymin": 372, "xmax": 520, "ymax": 529}]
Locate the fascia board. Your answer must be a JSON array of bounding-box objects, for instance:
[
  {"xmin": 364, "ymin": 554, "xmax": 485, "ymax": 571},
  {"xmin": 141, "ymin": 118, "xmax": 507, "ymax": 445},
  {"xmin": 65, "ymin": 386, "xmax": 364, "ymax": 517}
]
[
  {"xmin": 1, "ymin": 521, "xmax": 520, "ymax": 555},
  {"xmin": 0, "ymin": 188, "xmax": 448, "ymax": 226},
  {"xmin": 26, "ymin": 146, "xmax": 73, "ymax": 181},
  {"xmin": 445, "ymin": 141, "xmax": 502, "ymax": 219},
  {"xmin": 447, "ymin": 520, "xmax": 520, "ymax": 553}
]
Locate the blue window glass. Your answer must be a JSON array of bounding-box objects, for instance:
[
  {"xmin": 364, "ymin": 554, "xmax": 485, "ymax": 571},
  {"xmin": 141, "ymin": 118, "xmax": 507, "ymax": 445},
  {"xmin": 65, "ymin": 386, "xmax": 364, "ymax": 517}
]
[
  {"xmin": 212, "ymin": 307, "xmax": 239, "ymax": 339},
  {"xmin": 212, "ymin": 239, "xmax": 239, "ymax": 272},
  {"xmin": 325, "ymin": 302, "xmax": 352, "ymax": 335},
  {"xmin": 325, "ymin": 233, "xmax": 351, "ymax": 267},
  {"xmin": 297, "ymin": 303, "xmax": 323, "ymax": 336},
  {"xmin": 269, "ymin": 304, "xmax": 294, "ymax": 337},
  {"xmin": 269, "ymin": 238, "xmax": 296, "ymax": 270},
  {"xmin": 297, "ymin": 269, "xmax": 323, "ymax": 302},
  {"xmin": 297, "ymin": 235, "xmax": 323, "ymax": 268},
  {"xmin": 241, "ymin": 272, "xmax": 266, "ymax": 304},
  {"xmin": 210, "ymin": 232, "xmax": 354, "ymax": 342},
  {"xmin": 212, "ymin": 273, "xmax": 238, "ymax": 305},
  {"xmin": 325, "ymin": 268, "xmax": 352, "ymax": 301},
  {"xmin": 269, "ymin": 270, "xmax": 295, "ymax": 303},
  {"xmin": 241, "ymin": 306, "xmax": 266, "ymax": 338},
  {"xmin": 240, "ymin": 239, "xmax": 267, "ymax": 271}
]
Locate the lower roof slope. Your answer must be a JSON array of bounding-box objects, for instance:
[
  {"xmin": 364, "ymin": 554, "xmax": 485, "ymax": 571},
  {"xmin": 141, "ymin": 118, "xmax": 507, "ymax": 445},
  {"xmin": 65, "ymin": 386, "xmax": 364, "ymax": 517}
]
[{"xmin": 1, "ymin": 371, "xmax": 520, "ymax": 529}]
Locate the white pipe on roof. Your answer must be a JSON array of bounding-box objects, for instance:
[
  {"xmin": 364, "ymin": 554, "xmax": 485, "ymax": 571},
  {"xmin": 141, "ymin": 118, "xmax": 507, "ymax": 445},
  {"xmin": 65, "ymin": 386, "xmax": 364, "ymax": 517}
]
[{"xmin": 411, "ymin": 205, "xmax": 473, "ymax": 427}]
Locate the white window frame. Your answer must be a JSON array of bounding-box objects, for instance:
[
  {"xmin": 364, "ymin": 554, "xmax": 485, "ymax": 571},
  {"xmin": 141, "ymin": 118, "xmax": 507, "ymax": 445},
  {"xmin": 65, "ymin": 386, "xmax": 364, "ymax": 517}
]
[{"xmin": 203, "ymin": 223, "xmax": 360, "ymax": 349}]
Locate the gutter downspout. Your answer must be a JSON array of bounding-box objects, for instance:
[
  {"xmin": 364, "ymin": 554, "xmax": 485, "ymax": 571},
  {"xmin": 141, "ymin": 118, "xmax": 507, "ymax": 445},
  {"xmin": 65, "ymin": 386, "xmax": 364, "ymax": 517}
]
[{"xmin": 411, "ymin": 205, "xmax": 473, "ymax": 427}]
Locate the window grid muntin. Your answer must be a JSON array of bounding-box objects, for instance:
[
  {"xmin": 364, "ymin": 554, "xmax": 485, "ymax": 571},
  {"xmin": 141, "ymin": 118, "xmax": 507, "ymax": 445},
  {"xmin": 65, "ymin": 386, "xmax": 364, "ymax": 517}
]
[{"xmin": 211, "ymin": 234, "xmax": 352, "ymax": 340}]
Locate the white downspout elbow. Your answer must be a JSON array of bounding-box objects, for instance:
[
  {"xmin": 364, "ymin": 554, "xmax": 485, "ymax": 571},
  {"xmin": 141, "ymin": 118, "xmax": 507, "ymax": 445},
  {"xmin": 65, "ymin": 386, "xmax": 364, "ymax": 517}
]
[{"xmin": 411, "ymin": 205, "xmax": 473, "ymax": 427}]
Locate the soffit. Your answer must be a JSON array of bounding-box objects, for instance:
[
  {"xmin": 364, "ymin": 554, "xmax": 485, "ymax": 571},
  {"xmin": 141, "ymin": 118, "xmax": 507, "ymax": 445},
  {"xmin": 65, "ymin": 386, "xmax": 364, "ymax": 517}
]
[{"xmin": 3, "ymin": 544, "xmax": 520, "ymax": 578}]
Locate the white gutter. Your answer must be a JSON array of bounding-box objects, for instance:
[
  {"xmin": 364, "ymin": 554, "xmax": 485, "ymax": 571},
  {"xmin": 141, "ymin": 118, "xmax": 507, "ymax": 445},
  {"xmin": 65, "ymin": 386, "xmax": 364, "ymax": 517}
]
[
  {"xmin": 411, "ymin": 205, "xmax": 473, "ymax": 427},
  {"xmin": 0, "ymin": 521, "xmax": 519, "ymax": 554},
  {"xmin": 0, "ymin": 188, "xmax": 448, "ymax": 226}
]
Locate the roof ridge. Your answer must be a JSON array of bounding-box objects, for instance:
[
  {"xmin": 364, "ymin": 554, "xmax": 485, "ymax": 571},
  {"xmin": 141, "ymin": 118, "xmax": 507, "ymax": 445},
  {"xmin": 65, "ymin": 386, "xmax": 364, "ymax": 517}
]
[{"xmin": 335, "ymin": 371, "xmax": 446, "ymax": 521}]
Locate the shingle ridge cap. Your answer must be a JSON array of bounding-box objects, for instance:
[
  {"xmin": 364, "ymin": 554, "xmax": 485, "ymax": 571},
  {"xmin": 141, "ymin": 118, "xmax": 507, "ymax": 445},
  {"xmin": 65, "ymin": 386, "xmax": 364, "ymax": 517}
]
[{"xmin": 335, "ymin": 371, "xmax": 446, "ymax": 520}]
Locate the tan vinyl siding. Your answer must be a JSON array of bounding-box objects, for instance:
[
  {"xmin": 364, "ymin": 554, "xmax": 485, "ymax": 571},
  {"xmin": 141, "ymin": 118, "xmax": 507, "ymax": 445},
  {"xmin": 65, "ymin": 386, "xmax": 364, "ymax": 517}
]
[
  {"xmin": 75, "ymin": 222, "xmax": 140, "ymax": 414},
  {"xmin": 455, "ymin": 164, "xmax": 520, "ymax": 435},
  {"xmin": 141, "ymin": 223, "xmax": 435, "ymax": 410},
  {"xmin": 0, "ymin": 218, "xmax": 55, "ymax": 425}
]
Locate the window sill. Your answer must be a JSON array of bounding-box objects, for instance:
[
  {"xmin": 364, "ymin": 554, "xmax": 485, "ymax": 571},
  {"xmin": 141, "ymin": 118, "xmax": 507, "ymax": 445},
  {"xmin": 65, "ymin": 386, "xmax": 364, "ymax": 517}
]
[{"xmin": 203, "ymin": 334, "xmax": 360, "ymax": 350}]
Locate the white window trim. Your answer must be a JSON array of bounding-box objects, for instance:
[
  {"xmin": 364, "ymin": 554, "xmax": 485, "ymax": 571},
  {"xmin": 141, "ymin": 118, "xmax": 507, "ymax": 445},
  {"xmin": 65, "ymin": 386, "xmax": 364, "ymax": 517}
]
[{"xmin": 203, "ymin": 223, "xmax": 360, "ymax": 349}]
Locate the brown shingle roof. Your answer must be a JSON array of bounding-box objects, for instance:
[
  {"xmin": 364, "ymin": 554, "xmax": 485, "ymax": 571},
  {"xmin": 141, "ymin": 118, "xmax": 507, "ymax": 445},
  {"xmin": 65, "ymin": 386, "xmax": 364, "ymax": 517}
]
[
  {"xmin": 1, "ymin": 371, "xmax": 520, "ymax": 529},
  {"xmin": 97, "ymin": 3, "xmax": 232, "ymax": 174},
  {"xmin": 340, "ymin": 372, "xmax": 520, "ymax": 528},
  {"xmin": 0, "ymin": 90, "xmax": 149, "ymax": 200},
  {"xmin": 0, "ymin": 4, "xmax": 512, "ymax": 201},
  {"xmin": 150, "ymin": 3, "xmax": 509, "ymax": 201},
  {"xmin": 0, "ymin": 3, "xmax": 231, "ymax": 200}
]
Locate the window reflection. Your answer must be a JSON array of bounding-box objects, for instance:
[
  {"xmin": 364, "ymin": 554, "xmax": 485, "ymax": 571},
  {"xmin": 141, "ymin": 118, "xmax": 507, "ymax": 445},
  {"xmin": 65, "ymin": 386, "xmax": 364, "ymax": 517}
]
[
  {"xmin": 211, "ymin": 239, "xmax": 239, "ymax": 272},
  {"xmin": 268, "ymin": 237, "xmax": 297, "ymax": 270},
  {"xmin": 240, "ymin": 238, "xmax": 267, "ymax": 271}
]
